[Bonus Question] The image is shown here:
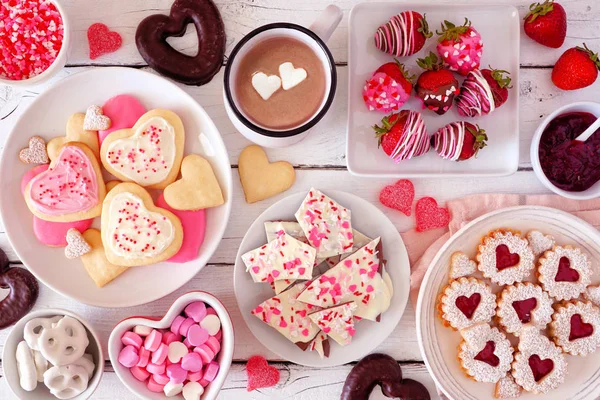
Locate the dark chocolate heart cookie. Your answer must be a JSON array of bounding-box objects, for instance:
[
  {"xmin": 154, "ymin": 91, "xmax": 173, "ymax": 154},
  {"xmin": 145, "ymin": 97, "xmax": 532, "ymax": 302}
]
[
  {"xmin": 135, "ymin": 0, "xmax": 226, "ymax": 86},
  {"xmin": 0, "ymin": 266, "xmax": 39, "ymax": 329}
]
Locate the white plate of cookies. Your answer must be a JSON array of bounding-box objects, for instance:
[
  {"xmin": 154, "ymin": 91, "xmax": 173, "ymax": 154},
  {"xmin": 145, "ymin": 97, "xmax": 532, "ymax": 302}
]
[
  {"xmin": 233, "ymin": 188, "xmax": 410, "ymax": 367},
  {"xmin": 417, "ymin": 206, "xmax": 600, "ymax": 400},
  {"xmin": 0, "ymin": 67, "xmax": 232, "ymax": 307}
]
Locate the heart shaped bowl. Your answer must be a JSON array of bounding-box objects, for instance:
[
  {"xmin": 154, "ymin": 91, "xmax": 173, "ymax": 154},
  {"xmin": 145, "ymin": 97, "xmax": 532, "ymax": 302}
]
[
  {"xmin": 108, "ymin": 292, "xmax": 234, "ymax": 400},
  {"xmin": 2, "ymin": 309, "xmax": 104, "ymax": 400}
]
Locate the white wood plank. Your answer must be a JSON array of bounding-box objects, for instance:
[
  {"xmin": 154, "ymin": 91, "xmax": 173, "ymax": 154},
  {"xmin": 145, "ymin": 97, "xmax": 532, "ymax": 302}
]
[
  {"xmin": 53, "ymin": 0, "xmax": 600, "ymax": 67},
  {"xmin": 0, "ymin": 362, "xmax": 440, "ymax": 400}
]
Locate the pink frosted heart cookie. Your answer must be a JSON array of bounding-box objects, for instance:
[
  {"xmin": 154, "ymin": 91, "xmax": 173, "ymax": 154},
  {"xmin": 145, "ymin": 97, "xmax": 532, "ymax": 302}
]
[
  {"xmin": 156, "ymin": 194, "xmax": 206, "ymax": 263},
  {"xmin": 98, "ymin": 95, "xmax": 146, "ymax": 144}
]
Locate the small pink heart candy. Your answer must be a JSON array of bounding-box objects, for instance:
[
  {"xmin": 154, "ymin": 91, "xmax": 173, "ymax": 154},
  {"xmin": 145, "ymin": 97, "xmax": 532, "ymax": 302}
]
[{"xmin": 185, "ymin": 301, "xmax": 207, "ymax": 322}]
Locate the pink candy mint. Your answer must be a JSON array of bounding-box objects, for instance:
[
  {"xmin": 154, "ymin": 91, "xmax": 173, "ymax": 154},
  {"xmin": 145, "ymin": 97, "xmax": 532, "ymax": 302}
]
[
  {"xmin": 170, "ymin": 315, "xmax": 185, "ymax": 334},
  {"xmin": 185, "ymin": 301, "xmax": 208, "ymax": 322},
  {"xmin": 121, "ymin": 331, "xmax": 143, "ymax": 349},
  {"xmin": 162, "ymin": 331, "xmax": 182, "ymax": 345},
  {"xmin": 362, "ymin": 72, "xmax": 410, "ymax": 113},
  {"xmin": 187, "ymin": 324, "xmax": 209, "ymax": 347},
  {"xmin": 194, "ymin": 344, "xmax": 215, "ymax": 364},
  {"xmin": 130, "ymin": 366, "xmax": 150, "ymax": 382},
  {"xmin": 203, "ymin": 361, "xmax": 220, "ymax": 382},
  {"xmin": 136, "ymin": 347, "xmax": 150, "ymax": 368},
  {"xmin": 179, "ymin": 317, "xmax": 196, "ymax": 337},
  {"xmin": 146, "ymin": 362, "xmax": 166, "ymax": 375},
  {"xmin": 147, "ymin": 376, "xmax": 165, "ymax": 393},
  {"xmin": 205, "ymin": 336, "xmax": 221, "ymax": 355},
  {"xmin": 166, "ymin": 363, "xmax": 188, "ymax": 384},
  {"xmin": 181, "ymin": 352, "xmax": 204, "ymax": 372},
  {"xmin": 153, "ymin": 373, "xmax": 170, "ymax": 385},
  {"xmin": 188, "ymin": 370, "xmax": 204, "ymax": 382},
  {"xmin": 144, "ymin": 329, "xmax": 163, "ymax": 352},
  {"xmin": 118, "ymin": 345, "xmax": 139, "ymax": 368},
  {"xmin": 151, "ymin": 343, "xmax": 169, "ymax": 365},
  {"xmin": 206, "ymin": 307, "xmax": 217, "ymax": 316}
]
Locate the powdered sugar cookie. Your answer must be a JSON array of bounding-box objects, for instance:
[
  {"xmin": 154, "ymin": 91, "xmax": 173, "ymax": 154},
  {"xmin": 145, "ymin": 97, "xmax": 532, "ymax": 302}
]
[
  {"xmin": 83, "ymin": 105, "xmax": 111, "ymax": 131},
  {"xmin": 24, "ymin": 143, "xmax": 106, "ymax": 222},
  {"xmin": 476, "ymin": 229, "xmax": 535, "ymax": 285},
  {"xmin": 496, "ymin": 282, "xmax": 554, "ymax": 336},
  {"xmin": 538, "ymin": 245, "xmax": 591, "ymax": 301},
  {"xmin": 80, "ymin": 229, "xmax": 127, "ymax": 288},
  {"xmin": 458, "ymin": 323, "xmax": 514, "ymax": 383},
  {"xmin": 19, "ymin": 136, "xmax": 49, "ymax": 164},
  {"xmin": 47, "ymin": 113, "xmax": 100, "ymax": 161},
  {"xmin": 64, "ymin": 229, "xmax": 91, "ymax": 259},
  {"xmin": 100, "ymin": 182, "xmax": 183, "ymax": 267},
  {"xmin": 100, "ymin": 109, "xmax": 185, "ymax": 190},
  {"xmin": 511, "ymin": 325, "xmax": 567, "ymax": 394},
  {"xmin": 494, "ymin": 374, "xmax": 522, "ymax": 398},
  {"xmin": 526, "ymin": 230, "xmax": 555, "ymax": 257},
  {"xmin": 549, "ymin": 300, "xmax": 600, "ymax": 356},
  {"xmin": 438, "ymin": 277, "xmax": 496, "ymax": 330},
  {"xmin": 449, "ymin": 251, "xmax": 477, "ymax": 280},
  {"xmin": 584, "ymin": 284, "xmax": 600, "ymax": 307}
]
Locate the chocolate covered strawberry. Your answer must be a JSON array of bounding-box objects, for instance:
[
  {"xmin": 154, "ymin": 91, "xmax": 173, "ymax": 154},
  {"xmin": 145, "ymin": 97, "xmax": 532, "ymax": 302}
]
[
  {"xmin": 373, "ymin": 110, "xmax": 430, "ymax": 163},
  {"xmin": 524, "ymin": 0, "xmax": 567, "ymax": 48},
  {"xmin": 552, "ymin": 44, "xmax": 600, "ymax": 90},
  {"xmin": 363, "ymin": 60, "xmax": 414, "ymax": 113},
  {"xmin": 374, "ymin": 11, "xmax": 432, "ymax": 57},
  {"xmin": 415, "ymin": 52, "xmax": 459, "ymax": 115},
  {"xmin": 433, "ymin": 121, "xmax": 487, "ymax": 161},
  {"xmin": 436, "ymin": 18, "xmax": 483, "ymax": 76},
  {"xmin": 456, "ymin": 67, "xmax": 512, "ymax": 117}
]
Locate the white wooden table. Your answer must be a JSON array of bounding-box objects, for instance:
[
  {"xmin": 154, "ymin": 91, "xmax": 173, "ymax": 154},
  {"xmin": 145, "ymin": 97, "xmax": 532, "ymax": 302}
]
[{"xmin": 1, "ymin": 0, "xmax": 599, "ymax": 398}]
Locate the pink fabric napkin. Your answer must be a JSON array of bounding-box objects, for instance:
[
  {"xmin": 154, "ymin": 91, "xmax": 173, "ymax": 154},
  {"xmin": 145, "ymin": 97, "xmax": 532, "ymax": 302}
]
[{"xmin": 402, "ymin": 193, "xmax": 600, "ymax": 307}]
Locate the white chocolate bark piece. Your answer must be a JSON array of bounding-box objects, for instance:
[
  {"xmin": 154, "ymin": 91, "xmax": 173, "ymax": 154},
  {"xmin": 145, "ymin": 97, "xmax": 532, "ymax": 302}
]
[
  {"xmin": 308, "ymin": 332, "xmax": 330, "ymax": 359},
  {"xmin": 297, "ymin": 238, "xmax": 392, "ymax": 321},
  {"xmin": 264, "ymin": 221, "xmax": 326, "ymax": 265},
  {"xmin": 309, "ymin": 302, "xmax": 357, "ymax": 346},
  {"xmin": 251, "ymin": 283, "xmax": 320, "ymax": 346},
  {"xmin": 242, "ymin": 232, "xmax": 316, "ymax": 283},
  {"xmin": 295, "ymin": 188, "xmax": 354, "ymax": 259}
]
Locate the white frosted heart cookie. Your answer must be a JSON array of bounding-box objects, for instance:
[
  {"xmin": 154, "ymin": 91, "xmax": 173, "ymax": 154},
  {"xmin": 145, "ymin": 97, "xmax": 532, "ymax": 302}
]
[
  {"xmin": 100, "ymin": 109, "xmax": 185, "ymax": 190},
  {"xmin": 100, "ymin": 182, "xmax": 183, "ymax": 266}
]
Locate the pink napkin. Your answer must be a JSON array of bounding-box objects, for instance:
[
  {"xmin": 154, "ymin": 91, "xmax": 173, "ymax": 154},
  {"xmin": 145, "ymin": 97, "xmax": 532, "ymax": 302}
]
[{"xmin": 402, "ymin": 193, "xmax": 600, "ymax": 307}]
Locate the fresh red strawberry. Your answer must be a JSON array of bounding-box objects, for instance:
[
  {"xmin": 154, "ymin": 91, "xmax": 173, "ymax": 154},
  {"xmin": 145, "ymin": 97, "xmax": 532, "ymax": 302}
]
[
  {"xmin": 524, "ymin": 0, "xmax": 567, "ymax": 48},
  {"xmin": 415, "ymin": 52, "xmax": 459, "ymax": 115},
  {"xmin": 375, "ymin": 60, "xmax": 415, "ymax": 94},
  {"xmin": 552, "ymin": 43, "xmax": 600, "ymax": 90},
  {"xmin": 459, "ymin": 123, "xmax": 488, "ymax": 160},
  {"xmin": 480, "ymin": 67, "xmax": 512, "ymax": 107},
  {"xmin": 372, "ymin": 110, "xmax": 430, "ymax": 162}
]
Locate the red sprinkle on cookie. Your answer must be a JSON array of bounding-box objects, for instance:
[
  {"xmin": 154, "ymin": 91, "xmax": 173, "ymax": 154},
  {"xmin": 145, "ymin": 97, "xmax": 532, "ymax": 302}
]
[
  {"xmin": 88, "ymin": 23, "xmax": 122, "ymax": 60},
  {"xmin": 246, "ymin": 355, "xmax": 280, "ymax": 392},
  {"xmin": 415, "ymin": 197, "xmax": 450, "ymax": 232},
  {"xmin": 379, "ymin": 179, "xmax": 415, "ymax": 216}
]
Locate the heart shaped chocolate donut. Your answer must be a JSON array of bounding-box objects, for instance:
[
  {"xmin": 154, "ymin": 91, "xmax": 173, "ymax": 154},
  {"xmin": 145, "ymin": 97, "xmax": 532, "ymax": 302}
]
[
  {"xmin": 135, "ymin": 0, "xmax": 225, "ymax": 86},
  {"xmin": 0, "ymin": 264, "xmax": 39, "ymax": 329}
]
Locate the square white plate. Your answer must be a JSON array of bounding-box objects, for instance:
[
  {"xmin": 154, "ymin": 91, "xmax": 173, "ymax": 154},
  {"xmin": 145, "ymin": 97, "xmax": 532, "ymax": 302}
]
[{"xmin": 347, "ymin": 3, "xmax": 520, "ymax": 177}]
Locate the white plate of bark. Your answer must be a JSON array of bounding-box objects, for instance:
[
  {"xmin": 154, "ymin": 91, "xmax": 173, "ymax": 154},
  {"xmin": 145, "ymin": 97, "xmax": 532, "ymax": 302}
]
[
  {"xmin": 347, "ymin": 3, "xmax": 520, "ymax": 177},
  {"xmin": 416, "ymin": 206, "xmax": 600, "ymax": 400},
  {"xmin": 233, "ymin": 190, "xmax": 410, "ymax": 367}
]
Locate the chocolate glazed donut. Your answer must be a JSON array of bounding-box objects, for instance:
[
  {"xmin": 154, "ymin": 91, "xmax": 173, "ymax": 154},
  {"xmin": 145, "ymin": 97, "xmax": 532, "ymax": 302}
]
[
  {"xmin": 135, "ymin": 0, "xmax": 226, "ymax": 86},
  {"xmin": 0, "ymin": 266, "xmax": 39, "ymax": 329},
  {"xmin": 341, "ymin": 353, "xmax": 430, "ymax": 400}
]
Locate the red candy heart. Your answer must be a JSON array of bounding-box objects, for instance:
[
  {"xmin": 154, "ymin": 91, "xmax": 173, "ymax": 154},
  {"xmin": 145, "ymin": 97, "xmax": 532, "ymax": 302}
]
[
  {"xmin": 495, "ymin": 244, "xmax": 520, "ymax": 271},
  {"xmin": 569, "ymin": 314, "xmax": 594, "ymax": 341},
  {"xmin": 246, "ymin": 355, "xmax": 280, "ymax": 392},
  {"xmin": 528, "ymin": 354, "xmax": 554, "ymax": 382},
  {"xmin": 555, "ymin": 256, "xmax": 580, "ymax": 282},
  {"xmin": 88, "ymin": 23, "xmax": 122, "ymax": 60},
  {"xmin": 512, "ymin": 298, "xmax": 537, "ymax": 323},
  {"xmin": 474, "ymin": 341, "xmax": 500, "ymax": 367},
  {"xmin": 415, "ymin": 197, "xmax": 450, "ymax": 232},
  {"xmin": 455, "ymin": 293, "xmax": 481, "ymax": 319},
  {"xmin": 379, "ymin": 179, "xmax": 415, "ymax": 216}
]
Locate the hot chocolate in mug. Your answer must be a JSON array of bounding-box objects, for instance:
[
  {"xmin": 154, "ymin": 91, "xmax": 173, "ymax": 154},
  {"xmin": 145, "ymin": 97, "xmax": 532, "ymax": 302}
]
[{"xmin": 223, "ymin": 5, "xmax": 342, "ymax": 148}]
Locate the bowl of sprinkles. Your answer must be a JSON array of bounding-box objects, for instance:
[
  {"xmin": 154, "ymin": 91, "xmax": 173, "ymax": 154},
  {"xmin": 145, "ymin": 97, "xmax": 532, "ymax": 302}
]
[{"xmin": 0, "ymin": 0, "xmax": 69, "ymax": 85}]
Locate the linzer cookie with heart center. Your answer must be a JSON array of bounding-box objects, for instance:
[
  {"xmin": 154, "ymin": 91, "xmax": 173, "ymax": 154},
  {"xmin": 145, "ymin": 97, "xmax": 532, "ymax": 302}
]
[
  {"xmin": 496, "ymin": 282, "xmax": 554, "ymax": 336},
  {"xmin": 438, "ymin": 277, "xmax": 496, "ymax": 330},
  {"xmin": 538, "ymin": 245, "xmax": 592, "ymax": 301},
  {"xmin": 550, "ymin": 300, "xmax": 600, "ymax": 356},
  {"xmin": 135, "ymin": 0, "xmax": 225, "ymax": 86},
  {"xmin": 476, "ymin": 229, "xmax": 535, "ymax": 285}
]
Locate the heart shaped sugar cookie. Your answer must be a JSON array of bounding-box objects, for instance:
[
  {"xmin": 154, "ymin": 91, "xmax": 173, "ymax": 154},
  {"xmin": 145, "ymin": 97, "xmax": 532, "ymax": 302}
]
[
  {"xmin": 83, "ymin": 105, "xmax": 112, "ymax": 131},
  {"xmin": 24, "ymin": 143, "xmax": 106, "ymax": 222},
  {"xmin": 279, "ymin": 62, "xmax": 307, "ymax": 90},
  {"xmin": 251, "ymin": 72, "xmax": 281, "ymax": 100},
  {"xmin": 238, "ymin": 145, "xmax": 295, "ymax": 204},
  {"xmin": 164, "ymin": 154, "xmax": 224, "ymax": 210},
  {"xmin": 100, "ymin": 109, "xmax": 185, "ymax": 190},
  {"xmin": 101, "ymin": 182, "xmax": 183, "ymax": 266},
  {"xmin": 80, "ymin": 229, "xmax": 127, "ymax": 288},
  {"xmin": 65, "ymin": 229, "xmax": 92, "ymax": 259},
  {"xmin": 48, "ymin": 113, "xmax": 100, "ymax": 161},
  {"xmin": 20, "ymin": 136, "xmax": 50, "ymax": 164}
]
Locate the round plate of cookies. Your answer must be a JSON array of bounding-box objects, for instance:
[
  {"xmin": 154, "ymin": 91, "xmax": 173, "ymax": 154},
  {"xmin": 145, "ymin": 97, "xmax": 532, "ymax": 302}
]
[
  {"xmin": 0, "ymin": 67, "xmax": 232, "ymax": 308},
  {"xmin": 417, "ymin": 205, "xmax": 600, "ymax": 400}
]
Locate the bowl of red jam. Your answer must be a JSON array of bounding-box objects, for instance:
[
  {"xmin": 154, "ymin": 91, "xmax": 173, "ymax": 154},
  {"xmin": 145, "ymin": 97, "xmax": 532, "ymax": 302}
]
[
  {"xmin": 0, "ymin": 0, "xmax": 70, "ymax": 86},
  {"xmin": 531, "ymin": 101, "xmax": 600, "ymax": 199}
]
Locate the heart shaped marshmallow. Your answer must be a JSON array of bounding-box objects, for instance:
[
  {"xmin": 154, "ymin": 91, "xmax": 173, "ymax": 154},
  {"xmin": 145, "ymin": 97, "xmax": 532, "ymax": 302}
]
[
  {"xmin": 251, "ymin": 72, "xmax": 281, "ymax": 100},
  {"xmin": 279, "ymin": 62, "xmax": 308, "ymax": 90}
]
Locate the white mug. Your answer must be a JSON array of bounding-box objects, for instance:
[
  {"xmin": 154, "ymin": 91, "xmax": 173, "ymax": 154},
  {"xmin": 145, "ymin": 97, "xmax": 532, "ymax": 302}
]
[{"xmin": 223, "ymin": 5, "xmax": 343, "ymax": 148}]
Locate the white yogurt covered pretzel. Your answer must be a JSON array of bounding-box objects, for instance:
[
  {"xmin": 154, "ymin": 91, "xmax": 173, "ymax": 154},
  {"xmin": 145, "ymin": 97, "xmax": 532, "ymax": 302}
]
[
  {"xmin": 16, "ymin": 340, "xmax": 37, "ymax": 391},
  {"xmin": 24, "ymin": 316, "xmax": 62, "ymax": 350},
  {"xmin": 43, "ymin": 364, "xmax": 90, "ymax": 400},
  {"xmin": 38, "ymin": 316, "xmax": 89, "ymax": 366}
]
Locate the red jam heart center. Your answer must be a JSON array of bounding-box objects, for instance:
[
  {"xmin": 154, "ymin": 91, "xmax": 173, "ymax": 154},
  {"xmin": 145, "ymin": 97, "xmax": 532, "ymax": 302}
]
[
  {"xmin": 555, "ymin": 256, "xmax": 579, "ymax": 282},
  {"xmin": 512, "ymin": 298, "xmax": 537, "ymax": 323},
  {"xmin": 455, "ymin": 293, "xmax": 481, "ymax": 319},
  {"xmin": 528, "ymin": 355, "xmax": 554, "ymax": 382},
  {"xmin": 495, "ymin": 244, "xmax": 520, "ymax": 271},
  {"xmin": 569, "ymin": 314, "xmax": 594, "ymax": 341},
  {"xmin": 474, "ymin": 341, "xmax": 499, "ymax": 367}
]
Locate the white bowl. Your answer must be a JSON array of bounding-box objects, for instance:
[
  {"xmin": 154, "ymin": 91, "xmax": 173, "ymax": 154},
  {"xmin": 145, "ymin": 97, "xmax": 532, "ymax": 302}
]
[
  {"xmin": 108, "ymin": 292, "xmax": 234, "ymax": 400},
  {"xmin": 0, "ymin": 0, "xmax": 71, "ymax": 87},
  {"xmin": 2, "ymin": 309, "xmax": 104, "ymax": 400},
  {"xmin": 530, "ymin": 101, "xmax": 600, "ymax": 200}
]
